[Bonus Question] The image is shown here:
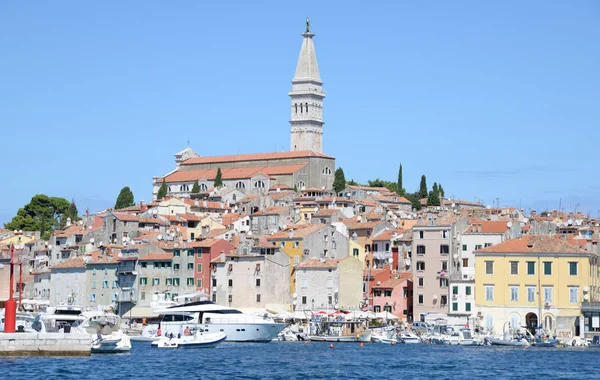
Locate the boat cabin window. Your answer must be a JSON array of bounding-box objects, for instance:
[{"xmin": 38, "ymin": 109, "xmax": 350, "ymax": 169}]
[{"xmin": 161, "ymin": 314, "xmax": 194, "ymax": 322}]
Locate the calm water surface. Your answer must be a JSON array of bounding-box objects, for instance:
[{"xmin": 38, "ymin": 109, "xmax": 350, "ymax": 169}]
[{"xmin": 1, "ymin": 341, "xmax": 598, "ymax": 379}]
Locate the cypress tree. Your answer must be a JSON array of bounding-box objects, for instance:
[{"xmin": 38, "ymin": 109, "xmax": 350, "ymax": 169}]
[
  {"xmin": 214, "ymin": 168, "xmax": 223, "ymax": 188},
  {"xmin": 419, "ymin": 175, "xmax": 428, "ymax": 199},
  {"xmin": 115, "ymin": 187, "xmax": 135, "ymax": 210},
  {"xmin": 157, "ymin": 179, "xmax": 168, "ymax": 200},
  {"xmin": 397, "ymin": 164, "xmax": 404, "ymax": 195},
  {"xmin": 191, "ymin": 180, "xmax": 200, "ymax": 194},
  {"xmin": 333, "ymin": 168, "xmax": 346, "ymax": 193}
]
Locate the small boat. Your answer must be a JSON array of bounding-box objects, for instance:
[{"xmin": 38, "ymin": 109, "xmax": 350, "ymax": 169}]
[
  {"xmin": 129, "ymin": 324, "xmax": 161, "ymax": 342},
  {"xmin": 485, "ymin": 336, "xmax": 529, "ymax": 347},
  {"xmin": 532, "ymin": 339, "xmax": 559, "ymax": 348},
  {"xmin": 151, "ymin": 330, "xmax": 226, "ymax": 349},
  {"xmin": 399, "ymin": 332, "xmax": 421, "ymax": 344},
  {"xmin": 587, "ymin": 336, "xmax": 600, "ymax": 348},
  {"xmin": 74, "ymin": 311, "xmax": 132, "ymax": 353},
  {"xmin": 308, "ymin": 315, "xmax": 371, "ymax": 343}
]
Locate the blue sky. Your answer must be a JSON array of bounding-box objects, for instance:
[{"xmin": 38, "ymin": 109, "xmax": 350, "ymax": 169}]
[{"xmin": 1, "ymin": 1, "xmax": 599, "ymax": 224}]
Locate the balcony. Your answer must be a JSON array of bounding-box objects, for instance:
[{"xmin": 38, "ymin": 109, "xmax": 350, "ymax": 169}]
[
  {"xmin": 373, "ymin": 251, "xmax": 392, "ymax": 261},
  {"xmin": 118, "ymin": 291, "xmax": 136, "ymax": 303}
]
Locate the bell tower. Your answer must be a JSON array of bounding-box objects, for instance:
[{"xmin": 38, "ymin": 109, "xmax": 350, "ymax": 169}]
[{"xmin": 289, "ymin": 18, "xmax": 326, "ymax": 153}]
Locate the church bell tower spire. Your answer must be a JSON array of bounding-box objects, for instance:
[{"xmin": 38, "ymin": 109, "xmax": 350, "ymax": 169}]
[{"xmin": 289, "ymin": 18, "xmax": 326, "ymax": 153}]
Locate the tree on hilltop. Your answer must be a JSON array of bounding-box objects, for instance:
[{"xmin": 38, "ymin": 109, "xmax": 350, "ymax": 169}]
[
  {"xmin": 419, "ymin": 175, "xmax": 428, "ymax": 199},
  {"xmin": 115, "ymin": 187, "xmax": 135, "ymax": 210}
]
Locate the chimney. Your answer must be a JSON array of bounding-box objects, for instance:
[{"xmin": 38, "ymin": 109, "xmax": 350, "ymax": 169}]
[
  {"xmin": 66, "ymin": 217, "xmax": 72, "ymax": 227},
  {"xmin": 289, "ymin": 229, "xmax": 294, "ymax": 239}
]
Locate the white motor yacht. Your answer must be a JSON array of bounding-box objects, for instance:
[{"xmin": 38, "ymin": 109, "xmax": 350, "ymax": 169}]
[
  {"xmin": 31, "ymin": 305, "xmax": 85, "ymax": 333},
  {"xmin": 155, "ymin": 301, "xmax": 286, "ymax": 342},
  {"xmin": 400, "ymin": 331, "xmax": 421, "ymax": 344},
  {"xmin": 73, "ymin": 311, "xmax": 132, "ymax": 353}
]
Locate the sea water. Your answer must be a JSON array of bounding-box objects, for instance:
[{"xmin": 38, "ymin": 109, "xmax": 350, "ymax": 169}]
[{"xmin": 1, "ymin": 341, "xmax": 598, "ymax": 379}]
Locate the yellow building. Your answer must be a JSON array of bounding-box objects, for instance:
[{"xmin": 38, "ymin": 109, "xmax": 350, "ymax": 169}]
[
  {"xmin": 0, "ymin": 233, "xmax": 34, "ymax": 247},
  {"xmin": 474, "ymin": 235, "xmax": 600, "ymax": 339},
  {"xmin": 349, "ymin": 239, "xmax": 366, "ymax": 263}
]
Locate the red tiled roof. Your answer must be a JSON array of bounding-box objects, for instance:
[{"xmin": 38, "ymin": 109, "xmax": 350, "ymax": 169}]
[
  {"xmin": 476, "ymin": 235, "xmax": 588, "ymax": 254},
  {"xmin": 221, "ymin": 213, "xmax": 240, "ymax": 227},
  {"xmin": 139, "ymin": 217, "xmax": 169, "ymax": 226},
  {"xmin": 189, "ymin": 239, "xmax": 225, "ymax": 248},
  {"xmin": 182, "ymin": 151, "xmax": 333, "ymax": 165},
  {"xmin": 251, "ymin": 207, "xmax": 288, "ymax": 216},
  {"xmin": 163, "ymin": 164, "xmax": 308, "ymax": 183},
  {"xmin": 270, "ymin": 191, "xmax": 293, "ymax": 201},
  {"xmin": 268, "ymin": 224, "xmax": 327, "ymax": 240},
  {"xmin": 113, "ymin": 213, "xmax": 140, "ymax": 222},
  {"xmin": 341, "ymin": 219, "xmax": 383, "ymax": 230},
  {"xmin": 296, "ymin": 257, "xmax": 343, "ymax": 269},
  {"xmin": 373, "ymin": 229, "xmax": 410, "ymax": 241},
  {"xmin": 204, "ymin": 228, "xmax": 229, "ymax": 239},
  {"xmin": 465, "ymin": 220, "xmax": 510, "ymax": 234},
  {"xmin": 139, "ymin": 253, "xmax": 173, "ymax": 261},
  {"xmin": 313, "ymin": 208, "xmax": 339, "ymax": 217},
  {"xmin": 373, "ymin": 273, "xmax": 412, "ymax": 288},
  {"xmin": 50, "ymin": 257, "xmax": 85, "ymax": 269}
]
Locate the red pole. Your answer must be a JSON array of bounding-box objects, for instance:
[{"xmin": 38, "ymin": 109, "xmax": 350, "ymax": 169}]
[
  {"xmin": 4, "ymin": 244, "xmax": 17, "ymax": 333},
  {"xmin": 19, "ymin": 255, "xmax": 23, "ymax": 309}
]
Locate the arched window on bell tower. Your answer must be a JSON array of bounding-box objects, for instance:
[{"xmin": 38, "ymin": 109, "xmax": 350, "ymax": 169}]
[
  {"xmin": 305, "ymin": 103, "xmax": 309, "ymax": 114},
  {"xmin": 295, "ymin": 103, "xmax": 298, "ymax": 114}
]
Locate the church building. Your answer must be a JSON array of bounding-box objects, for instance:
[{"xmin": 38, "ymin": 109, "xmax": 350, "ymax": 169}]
[{"xmin": 153, "ymin": 21, "xmax": 335, "ymax": 199}]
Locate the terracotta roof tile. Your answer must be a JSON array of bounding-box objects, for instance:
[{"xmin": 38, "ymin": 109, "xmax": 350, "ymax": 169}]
[
  {"xmin": 251, "ymin": 207, "xmax": 288, "ymax": 216},
  {"xmin": 50, "ymin": 257, "xmax": 85, "ymax": 270},
  {"xmin": 139, "ymin": 253, "xmax": 173, "ymax": 261},
  {"xmin": 373, "ymin": 273, "xmax": 412, "ymax": 288},
  {"xmin": 181, "ymin": 151, "xmax": 333, "ymax": 165},
  {"xmin": 476, "ymin": 235, "xmax": 588, "ymax": 254},
  {"xmin": 221, "ymin": 213, "xmax": 240, "ymax": 226},
  {"xmin": 313, "ymin": 208, "xmax": 339, "ymax": 217},
  {"xmin": 113, "ymin": 213, "xmax": 140, "ymax": 222},
  {"xmin": 163, "ymin": 164, "xmax": 308, "ymax": 183},
  {"xmin": 296, "ymin": 257, "xmax": 342, "ymax": 269},
  {"xmin": 373, "ymin": 229, "xmax": 410, "ymax": 241},
  {"xmin": 465, "ymin": 220, "xmax": 510, "ymax": 234},
  {"xmin": 204, "ymin": 228, "xmax": 229, "ymax": 239},
  {"xmin": 267, "ymin": 224, "xmax": 327, "ymax": 240}
]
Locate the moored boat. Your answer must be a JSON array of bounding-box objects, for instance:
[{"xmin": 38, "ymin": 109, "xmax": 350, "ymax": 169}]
[
  {"xmin": 151, "ymin": 329, "xmax": 226, "ymax": 349},
  {"xmin": 73, "ymin": 311, "xmax": 132, "ymax": 353}
]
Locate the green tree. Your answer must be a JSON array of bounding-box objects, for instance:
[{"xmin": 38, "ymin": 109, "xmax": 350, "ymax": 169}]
[
  {"xmin": 397, "ymin": 164, "xmax": 404, "ymax": 195},
  {"xmin": 293, "ymin": 184, "xmax": 298, "ymax": 193},
  {"xmin": 419, "ymin": 175, "xmax": 428, "ymax": 199},
  {"xmin": 347, "ymin": 179, "xmax": 359, "ymax": 186},
  {"xmin": 427, "ymin": 182, "xmax": 441, "ymax": 206},
  {"xmin": 333, "ymin": 168, "xmax": 347, "ymax": 193},
  {"xmin": 191, "ymin": 180, "xmax": 200, "ymax": 194},
  {"xmin": 115, "ymin": 187, "xmax": 135, "ymax": 210},
  {"xmin": 404, "ymin": 192, "xmax": 422, "ymax": 211},
  {"xmin": 4, "ymin": 194, "xmax": 72, "ymax": 238},
  {"xmin": 439, "ymin": 183, "xmax": 445, "ymax": 198},
  {"xmin": 214, "ymin": 168, "xmax": 223, "ymax": 188},
  {"xmin": 157, "ymin": 179, "xmax": 168, "ymax": 200}
]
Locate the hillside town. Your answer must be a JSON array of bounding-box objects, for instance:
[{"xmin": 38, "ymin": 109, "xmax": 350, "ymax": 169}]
[{"xmin": 2, "ymin": 19, "xmax": 600, "ymax": 348}]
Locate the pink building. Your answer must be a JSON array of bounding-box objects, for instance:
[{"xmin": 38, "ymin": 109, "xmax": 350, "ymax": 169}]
[{"xmin": 371, "ymin": 272, "xmax": 413, "ymax": 322}]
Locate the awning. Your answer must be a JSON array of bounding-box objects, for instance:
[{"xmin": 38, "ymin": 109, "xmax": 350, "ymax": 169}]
[{"xmin": 122, "ymin": 306, "xmax": 157, "ymax": 319}]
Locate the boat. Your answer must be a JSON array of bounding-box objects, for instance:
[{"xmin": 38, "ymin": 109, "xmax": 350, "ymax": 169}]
[
  {"xmin": 531, "ymin": 339, "xmax": 559, "ymax": 348},
  {"xmin": 308, "ymin": 314, "xmax": 371, "ymax": 343},
  {"xmin": 587, "ymin": 336, "xmax": 600, "ymax": 348},
  {"xmin": 154, "ymin": 300, "xmax": 286, "ymax": 342},
  {"xmin": 485, "ymin": 336, "xmax": 529, "ymax": 347},
  {"xmin": 371, "ymin": 326, "xmax": 403, "ymax": 344},
  {"xmin": 30, "ymin": 304, "xmax": 86, "ymax": 333},
  {"xmin": 0, "ymin": 311, "xmax": 35, "ymax": 332},
  {"xmin": 129, "ymin": 324, "xmax": 161, "ymax": 342},
  {"xmin": 151, "ymin": 329, "xmax": 227, "ymax": 349},
  {"xmin": 399, "ymin": 331, "xmax": 421, "ymax": 344},
  {"xmin": 73, "ymin": 311, "xmax": 132, "ymax": 353}
]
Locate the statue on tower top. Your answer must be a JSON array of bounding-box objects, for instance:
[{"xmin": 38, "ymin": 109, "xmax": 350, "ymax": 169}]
[{"xmin": 306, "ymin": 17, "xmax": 310, "ymax": 33}]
